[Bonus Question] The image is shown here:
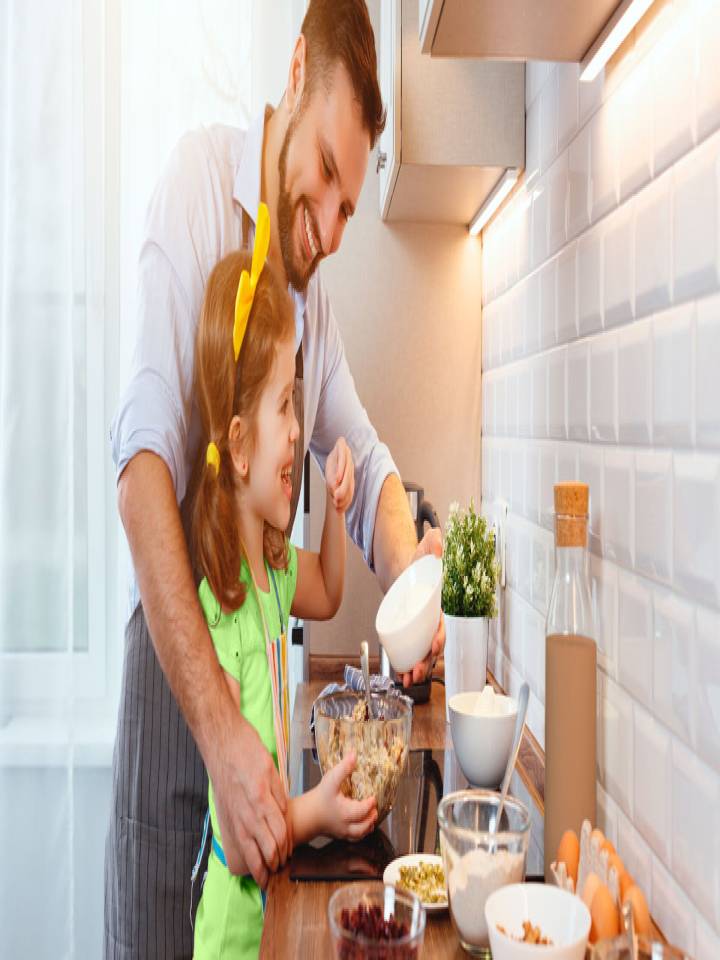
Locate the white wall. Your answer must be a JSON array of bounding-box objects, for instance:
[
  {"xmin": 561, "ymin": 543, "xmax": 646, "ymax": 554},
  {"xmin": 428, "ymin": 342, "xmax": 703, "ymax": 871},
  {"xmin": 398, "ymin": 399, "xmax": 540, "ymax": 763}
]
[{"xmin": 481, "ymin": 1, "xmax": 720, "ymax": 955}]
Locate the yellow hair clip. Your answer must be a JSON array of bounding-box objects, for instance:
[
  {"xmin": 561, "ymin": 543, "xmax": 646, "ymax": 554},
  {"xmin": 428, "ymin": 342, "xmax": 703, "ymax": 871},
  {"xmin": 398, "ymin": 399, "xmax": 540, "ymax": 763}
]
[
  {"xmin": 233, "ymin": 201, "xmax": 270, "ymax": 361},
  {"xmin": 206, "ymin": 441, "xmax": 220, "ymax": 476}
]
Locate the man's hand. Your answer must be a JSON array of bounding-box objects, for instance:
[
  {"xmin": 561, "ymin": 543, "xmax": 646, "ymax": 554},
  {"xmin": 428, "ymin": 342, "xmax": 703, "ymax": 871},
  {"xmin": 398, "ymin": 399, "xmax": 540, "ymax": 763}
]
[
  {"xmin": 209, "ymin": 715, "xmax": 292, "ymax": 888},
  {"xmin": 400, "ymin": 527, "xmax": 445, "ymax": 688}
]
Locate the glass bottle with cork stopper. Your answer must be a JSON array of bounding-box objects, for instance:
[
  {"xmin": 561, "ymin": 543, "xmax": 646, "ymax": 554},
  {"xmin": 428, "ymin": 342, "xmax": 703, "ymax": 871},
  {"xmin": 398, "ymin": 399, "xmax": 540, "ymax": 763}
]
[{"xmin": 544, "ymin": 481, "xmax": 597, "ymax": 881}]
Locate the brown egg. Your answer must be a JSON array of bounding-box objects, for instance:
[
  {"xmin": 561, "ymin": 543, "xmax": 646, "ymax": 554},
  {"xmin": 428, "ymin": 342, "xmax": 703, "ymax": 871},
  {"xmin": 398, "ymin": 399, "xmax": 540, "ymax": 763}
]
[
  {"xmin": 619, "ymin": 871, "xmax": 635, "ymax": 901},
  {"xmin": 590, "ymin": 883, "xmax": 620, "ymax": 944},
  {"xmin": 582, "ymin": 872, "xmax": 602, "ymax": 911},
  {"xmin": 557, "ymin": 829, "xmax": 580, "ymax": 886},
  {"xmin": 623, "ymin": 884, "xmax": 652, "ymax": 937}
]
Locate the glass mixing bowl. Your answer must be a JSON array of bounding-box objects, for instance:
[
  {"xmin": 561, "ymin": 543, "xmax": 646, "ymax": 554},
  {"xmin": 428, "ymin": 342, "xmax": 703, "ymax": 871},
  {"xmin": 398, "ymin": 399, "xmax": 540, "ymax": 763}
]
[{"xmin": 314, "ymin": 690, "xmax": 412, "ymax": 824}]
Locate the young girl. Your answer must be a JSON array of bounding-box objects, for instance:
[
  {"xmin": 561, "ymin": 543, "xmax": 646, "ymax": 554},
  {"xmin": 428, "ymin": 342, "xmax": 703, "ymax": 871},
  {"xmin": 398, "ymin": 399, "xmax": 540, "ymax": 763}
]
[{"xmin": 190, "ymin": 206, "xmax": 377, "ymax": 958}]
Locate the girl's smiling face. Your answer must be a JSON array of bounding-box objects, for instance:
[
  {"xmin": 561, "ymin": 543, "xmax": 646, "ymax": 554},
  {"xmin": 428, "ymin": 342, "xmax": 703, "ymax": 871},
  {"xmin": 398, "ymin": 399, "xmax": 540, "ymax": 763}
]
[{"xmin": 236, "ymin": 334, "xmax": 299, "ymax": 533}]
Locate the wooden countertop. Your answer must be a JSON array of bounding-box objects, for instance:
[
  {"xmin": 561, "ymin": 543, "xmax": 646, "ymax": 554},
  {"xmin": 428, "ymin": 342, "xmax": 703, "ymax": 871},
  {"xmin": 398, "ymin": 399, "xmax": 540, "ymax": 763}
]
[{"xmin": 259, "ymin": 678, "xmax": 544, "ymax": 958}]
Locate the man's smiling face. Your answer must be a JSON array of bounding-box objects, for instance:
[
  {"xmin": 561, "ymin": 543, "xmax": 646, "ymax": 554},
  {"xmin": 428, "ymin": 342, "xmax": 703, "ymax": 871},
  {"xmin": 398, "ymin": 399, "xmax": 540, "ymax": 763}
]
[{"xmin": 277, "ymin": 61, "xmax": 370, "ymax": 293}]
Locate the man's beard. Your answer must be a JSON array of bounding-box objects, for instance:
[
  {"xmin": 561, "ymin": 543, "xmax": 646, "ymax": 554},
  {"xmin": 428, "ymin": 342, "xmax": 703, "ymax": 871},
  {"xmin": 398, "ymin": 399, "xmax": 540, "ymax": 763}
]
[{"xmin": 277, "ymin": 118, "xmax": 320, "ymax": 295}]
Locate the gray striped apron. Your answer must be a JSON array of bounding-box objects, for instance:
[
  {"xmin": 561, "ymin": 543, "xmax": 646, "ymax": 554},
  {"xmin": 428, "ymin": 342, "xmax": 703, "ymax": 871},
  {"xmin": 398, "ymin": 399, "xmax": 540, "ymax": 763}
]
[{"xmin": 104, "ymin": 211, "xmax": 305, "ymax": 959}]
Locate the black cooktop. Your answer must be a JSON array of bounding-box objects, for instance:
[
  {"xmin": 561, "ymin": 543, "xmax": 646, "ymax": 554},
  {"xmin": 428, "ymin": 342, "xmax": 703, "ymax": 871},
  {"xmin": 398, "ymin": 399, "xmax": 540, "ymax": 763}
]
[{"xmin": 289, "ymin": 748, "xmax": 544, "ymax": 882}]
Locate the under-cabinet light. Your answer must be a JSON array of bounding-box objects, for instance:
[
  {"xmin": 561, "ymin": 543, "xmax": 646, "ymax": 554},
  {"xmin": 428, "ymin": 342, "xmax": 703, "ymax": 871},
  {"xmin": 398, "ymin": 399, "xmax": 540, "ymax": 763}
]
[
  {"xmin": 580, "ymin": 0, "xmax": 656, "ymax": 83},
  {"xmin": 468, "ymin": 168, "xmax": 520, "ymax": 237}
]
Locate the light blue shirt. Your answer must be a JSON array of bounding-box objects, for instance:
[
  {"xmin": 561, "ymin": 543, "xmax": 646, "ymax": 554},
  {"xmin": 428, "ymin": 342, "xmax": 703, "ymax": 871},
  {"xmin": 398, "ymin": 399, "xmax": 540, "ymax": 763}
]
[{"xmin": 111, "ymin": 109, "xmax": 398, "ymax": 616}]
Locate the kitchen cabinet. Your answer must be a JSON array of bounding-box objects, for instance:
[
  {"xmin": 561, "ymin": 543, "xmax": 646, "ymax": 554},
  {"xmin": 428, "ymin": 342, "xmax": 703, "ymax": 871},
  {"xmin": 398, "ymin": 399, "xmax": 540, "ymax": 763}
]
[
  {"xmin": 419, "ymin": 0, "xmax": 623, "ymax": 61},
  {"xmin": 378, "ymin": 0, "xmax": 524, "ymax": 224}
]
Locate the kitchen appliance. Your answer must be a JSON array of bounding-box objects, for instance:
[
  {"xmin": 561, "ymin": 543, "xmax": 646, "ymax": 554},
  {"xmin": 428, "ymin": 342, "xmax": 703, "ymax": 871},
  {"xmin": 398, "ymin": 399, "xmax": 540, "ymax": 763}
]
[{"xmin": 379, "ymin": 482, "xmax": 441, "ymax": 703}]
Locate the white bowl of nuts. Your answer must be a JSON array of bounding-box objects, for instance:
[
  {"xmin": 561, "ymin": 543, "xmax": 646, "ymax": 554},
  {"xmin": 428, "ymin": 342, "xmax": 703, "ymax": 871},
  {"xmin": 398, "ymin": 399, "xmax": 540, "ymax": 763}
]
[{"xmin": 485, "ymin": 883, "xmax": 590, "ymax": 960}]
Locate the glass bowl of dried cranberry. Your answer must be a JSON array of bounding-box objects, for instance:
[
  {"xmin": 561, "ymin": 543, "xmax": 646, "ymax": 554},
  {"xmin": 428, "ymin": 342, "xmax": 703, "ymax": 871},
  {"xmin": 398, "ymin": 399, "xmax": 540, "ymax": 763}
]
[{"xmin": 328, "ymin": 881, "xmax": 426, "ymax": 958}]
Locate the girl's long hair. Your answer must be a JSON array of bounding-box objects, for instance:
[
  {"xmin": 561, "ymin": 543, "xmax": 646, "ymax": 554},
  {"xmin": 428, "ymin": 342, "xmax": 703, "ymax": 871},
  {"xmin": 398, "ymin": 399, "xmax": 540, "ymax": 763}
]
[{"xmin": 190, "ymin": 250, "xmax": 295, "ymax": 612}]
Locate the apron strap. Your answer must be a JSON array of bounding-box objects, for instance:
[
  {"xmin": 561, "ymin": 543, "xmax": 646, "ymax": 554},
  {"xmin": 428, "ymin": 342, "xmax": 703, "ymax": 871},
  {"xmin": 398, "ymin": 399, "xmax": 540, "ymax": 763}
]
[
  {"xmin": 268, "ymin": 564, "xmax": 291, "ymax": 765},
  {"xmin": 240, "ymin": 541, "xmax": 290, "ymax": 795},
  {"xmin": 189, "ymin": 808, "xmax": 212, "ymax": 931},
  {"xmin": 268, "ymin": 565, "xmax": 284, "ymax": 635},
  {"xmin": 287, "ymin": 345, "xmax": 304, "ymax": 535}
]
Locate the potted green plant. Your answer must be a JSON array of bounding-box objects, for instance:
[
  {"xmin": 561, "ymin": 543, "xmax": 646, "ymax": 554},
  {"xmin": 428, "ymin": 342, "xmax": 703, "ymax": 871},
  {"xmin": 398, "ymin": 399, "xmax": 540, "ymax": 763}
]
[{"xmin": 442, "ymin": 501, "xmax": 500, "ymax": 721}]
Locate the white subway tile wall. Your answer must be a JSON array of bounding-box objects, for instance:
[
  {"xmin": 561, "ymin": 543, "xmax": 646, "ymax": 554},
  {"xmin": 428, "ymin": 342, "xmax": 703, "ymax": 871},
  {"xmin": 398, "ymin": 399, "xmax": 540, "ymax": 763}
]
[
  {"xmin": 592, "ymin": 554, "xmax": 618, "ymax": 677},
  {"xmin": 634, "ymin": 169, "xmax": 672, "ymax": 315},
  {"xmin": 603, "ymin": 203, "xmax": 635, "ymax": 328},
  {"xmin": 556, "ymin": 245, "xmax": 577, "ymax": 344},
  {"xmin": 618, "ymin": 570, "xmax": 652, "ymax": 708},
  {"xmin": 590, "ymin": 332, "xmax": 618, "ymax": 442},
  {"xmin": 653, "ymin": 304, "xmax": 694, "ymax": 447},
  {"xmin": 603, "ymin": 449, "xmax": 636, "ymax": 568},
  {"xmin": 481, "ymin": 2, "xmax": 720, "ymax": 947},
  {"xmin": 696, "ymin": 294, "xmax": 720, "ymax": 447},
  {"xmin": 634, "ymin": 703, "xmax": 672, "ymax": 865},
  {"xmin": 568, "ymin": 122, "xmax": 591, "ymax": 240},
  {"xmin": 618, "ymin": 319, "xmax": 652, "ymax": 444},
  {"xmin": 577, "ymin": 226, "xmax": 603, "ymax": 335},
  {"xmin": 694, "ymin": 605, "xmax": 720, "ymax": 773},
  {"xmin": 653, "ymin": 586, "xmax": 694, "ymax": 742},
  {"xmin": 579, "ymin": 443, "xmax": 604, "ymax": 555},
  {"xmin": 567, "ymin": 340, "xmax": 590, "ymax": 440},
  {"xmin": 617, "ymin": 56, "xmax": 653, "ymax": 200},
  {"xmin": 635, "ymin": 450, "xmax": 673, "ymax": 582}
]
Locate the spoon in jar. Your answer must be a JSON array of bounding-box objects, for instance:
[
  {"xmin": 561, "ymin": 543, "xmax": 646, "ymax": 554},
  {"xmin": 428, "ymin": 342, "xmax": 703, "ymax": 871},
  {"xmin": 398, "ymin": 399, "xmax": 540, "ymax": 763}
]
[
  {"xmin": 360, "ymin": 641, "xmax": 373, "ymax": 720},
  {"xmin": 491, "ymin": 682, "xmax": 530, "ymax": 836}
]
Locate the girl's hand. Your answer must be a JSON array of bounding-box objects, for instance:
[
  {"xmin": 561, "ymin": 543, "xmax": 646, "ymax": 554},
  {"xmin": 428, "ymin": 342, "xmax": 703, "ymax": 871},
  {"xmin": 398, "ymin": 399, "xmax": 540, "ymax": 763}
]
[
  {"xmin": 325, "ymin": 437, "xmax": 355, "ymax": 514},
  {"xmin": 317, "ymin": 750, "xmax": 377, "ymax": 841}
]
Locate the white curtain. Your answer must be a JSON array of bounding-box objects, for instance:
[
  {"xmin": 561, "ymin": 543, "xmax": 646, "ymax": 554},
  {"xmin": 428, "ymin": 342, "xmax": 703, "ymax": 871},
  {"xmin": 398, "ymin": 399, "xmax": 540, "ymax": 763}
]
[{"xmin": 0, "ymin": 1, "xmax": 300, "ymax": 955}]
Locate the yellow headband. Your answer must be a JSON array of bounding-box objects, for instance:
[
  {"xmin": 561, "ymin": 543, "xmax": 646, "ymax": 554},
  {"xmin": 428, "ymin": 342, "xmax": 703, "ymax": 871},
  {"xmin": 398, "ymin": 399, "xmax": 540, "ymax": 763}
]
[
  {"xmin": 206, "ymin": 441, "xmax": 220, "ymax": 477},
  {"xmin": 207, "ymin": 203, "xmax": 269, "ymax": 475},
  {"xmin": 233, "ymin": 201, "xmax": 270, "ymax": 361}
]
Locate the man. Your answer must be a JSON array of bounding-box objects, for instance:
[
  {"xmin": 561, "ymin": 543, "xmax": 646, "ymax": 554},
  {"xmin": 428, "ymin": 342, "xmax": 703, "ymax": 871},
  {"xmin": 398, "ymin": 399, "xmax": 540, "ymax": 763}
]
[{"xmin": 104, "ymin": 1, "xmax": 444, "ymax": 956}]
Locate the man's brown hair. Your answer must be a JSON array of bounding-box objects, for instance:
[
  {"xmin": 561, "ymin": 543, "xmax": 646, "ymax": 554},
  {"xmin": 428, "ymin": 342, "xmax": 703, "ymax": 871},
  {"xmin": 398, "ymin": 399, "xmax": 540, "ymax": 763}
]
[{"xmin": 301, "ymin": 0, "xmax": 386, "ymax": 148}]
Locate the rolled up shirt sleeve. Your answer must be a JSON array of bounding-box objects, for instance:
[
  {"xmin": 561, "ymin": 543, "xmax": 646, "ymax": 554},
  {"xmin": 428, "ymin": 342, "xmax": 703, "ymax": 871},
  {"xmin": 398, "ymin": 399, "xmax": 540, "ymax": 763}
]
[
  {"xmin": 308, "ymin": 282, "xmax": 399, "ymax": 570},
  {"xmin": 110, "ymin": 128, "xmax": 220, "ymax": 505}
]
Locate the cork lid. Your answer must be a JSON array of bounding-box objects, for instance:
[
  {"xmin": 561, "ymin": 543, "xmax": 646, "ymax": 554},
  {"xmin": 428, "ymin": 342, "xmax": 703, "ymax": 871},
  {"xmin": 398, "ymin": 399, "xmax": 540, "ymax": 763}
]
[{"xmin": 554, "ymin": 482, "xmax": 589, "ymax": 517}]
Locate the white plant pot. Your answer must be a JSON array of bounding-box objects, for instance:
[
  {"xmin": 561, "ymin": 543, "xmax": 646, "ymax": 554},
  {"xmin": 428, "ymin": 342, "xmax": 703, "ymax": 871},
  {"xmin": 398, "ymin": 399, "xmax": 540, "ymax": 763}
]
[{"xmin": 443, "ymin": 614, "xmax": 489, "ymax": 722}]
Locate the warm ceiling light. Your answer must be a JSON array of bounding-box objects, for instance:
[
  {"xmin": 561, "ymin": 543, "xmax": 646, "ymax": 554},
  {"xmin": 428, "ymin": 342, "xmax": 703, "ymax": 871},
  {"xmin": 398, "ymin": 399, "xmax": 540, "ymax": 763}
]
[
  {"xmin": 468, "ymin": 168, "xmax": 520, "ymax": 237},
  {"xmin": 580, "ymin": 0, "xmax": 656, "ymax": 83}
]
